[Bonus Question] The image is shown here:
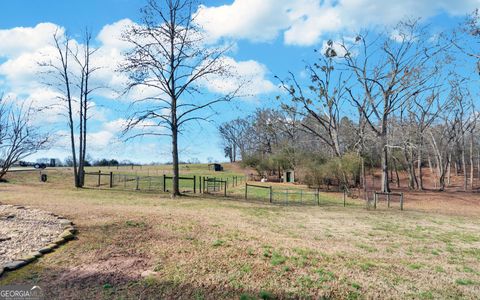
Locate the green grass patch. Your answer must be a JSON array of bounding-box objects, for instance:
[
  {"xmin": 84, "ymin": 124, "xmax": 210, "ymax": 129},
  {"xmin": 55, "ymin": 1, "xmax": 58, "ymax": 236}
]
[
  {"xmin": 212, "ymin": 239, "xmax": 225, "ymax": 247},
  {"xmin": 408, "ymin": 263, "xmax": 423, "ymax": 270},
  {"xmin": 270, "ymin": 251, "xmax": 287, "ymax": 266},
  {"xmin": 455, "ymin": 278, "xmax": 476, "ymax": 285}
]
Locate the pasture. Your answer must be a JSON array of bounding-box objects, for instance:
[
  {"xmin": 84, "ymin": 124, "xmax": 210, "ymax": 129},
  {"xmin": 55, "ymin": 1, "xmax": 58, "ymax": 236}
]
[{"xmin": 1, "ymin": 166, "xmax": 480, "ymax": 299}]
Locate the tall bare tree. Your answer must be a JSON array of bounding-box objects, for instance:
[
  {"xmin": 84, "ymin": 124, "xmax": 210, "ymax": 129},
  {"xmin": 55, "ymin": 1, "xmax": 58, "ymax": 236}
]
[
  {"xmin": 42, "ymin": 30, "xmax": 98, "ymax": 187},
  {"xmin": 121, "ymin": 0, "xmax": 240, "ymax": 196}
]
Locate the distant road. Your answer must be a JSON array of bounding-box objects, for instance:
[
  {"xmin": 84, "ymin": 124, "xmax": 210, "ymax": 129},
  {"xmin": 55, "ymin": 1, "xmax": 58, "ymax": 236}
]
[{"xmin": 7, "ymin": 167, "xmax": 41, "ymax": 172}]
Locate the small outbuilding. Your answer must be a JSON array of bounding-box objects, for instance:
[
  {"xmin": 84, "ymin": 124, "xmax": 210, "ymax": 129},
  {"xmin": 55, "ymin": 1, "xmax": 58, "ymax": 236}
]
[
  {"xmin": 208, "ymin": 163, "xmax": 223, "ymax": 172},
  {"xmin": 283, "ymin": 170, "xmax": 295, "ymax": 183}
]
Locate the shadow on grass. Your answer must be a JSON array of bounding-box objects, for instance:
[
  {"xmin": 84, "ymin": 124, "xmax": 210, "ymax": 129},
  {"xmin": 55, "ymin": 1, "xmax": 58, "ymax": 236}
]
[{"xmin": 0, "ymin": 262, "xmax": 289, "ymax": 300}]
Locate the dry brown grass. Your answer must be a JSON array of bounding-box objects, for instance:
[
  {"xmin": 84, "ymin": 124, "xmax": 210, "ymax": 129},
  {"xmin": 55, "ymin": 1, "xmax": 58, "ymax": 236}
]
[{"xmin": 1, "ymin": 169, "xmax": 480, "ymax": 299}]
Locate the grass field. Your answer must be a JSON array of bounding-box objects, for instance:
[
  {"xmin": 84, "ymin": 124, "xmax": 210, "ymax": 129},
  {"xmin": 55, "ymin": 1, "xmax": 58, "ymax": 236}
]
[{"xmin": 1, "ymin": 166, "xmax": 480, "ymax": 299}]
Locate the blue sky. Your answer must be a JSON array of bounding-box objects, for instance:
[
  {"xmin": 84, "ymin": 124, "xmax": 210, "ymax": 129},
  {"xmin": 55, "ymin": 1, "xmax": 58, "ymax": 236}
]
[{"xmin": 0, "ymin": 0, "xmax": 478, "ymax": 164}]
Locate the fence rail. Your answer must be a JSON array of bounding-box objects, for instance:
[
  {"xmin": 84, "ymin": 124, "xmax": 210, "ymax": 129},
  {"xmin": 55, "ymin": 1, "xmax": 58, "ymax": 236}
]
[
  {"xmin": 83, "ymin": 171, "xmax": 394, "ymax": 210},
  {"xmin": 372, "ymin": 191, "xmax": 404, "ymax": 210},
  {"xmin": 84, "ymin": 171, "xmax": 245, "ymax": 195}
]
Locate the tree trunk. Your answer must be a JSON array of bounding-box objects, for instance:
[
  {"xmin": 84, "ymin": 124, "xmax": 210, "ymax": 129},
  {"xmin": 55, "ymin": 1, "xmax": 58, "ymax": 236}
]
[
  {"xmin": 233, "ymin": 144, "xmax": 236, "ymax": 163},
  {"xmin": 428, "ymin": 153, "xmax": 436, "ymax": 189},
  {"xmin": 362, "ymin": 157, "xmax": 366, "ymax": 192},
  {"xmin": 68, "ymin": 107, "xmax": 79, "ymax": 187},
  {"xmin": 418, "ymin": 135, "xmax": 424, "ymax": 190},
  {"xmin": 393, "ymin": 157, "xmax": 400, "ymax": 188},
  {"xmin": 462, "ymin": 144, "xmax": 467, "ymax": 192},
  {"xmin": 171, "ymin": 124, "xmax": 180, "ymax": 196},
  {"xmin": 381, "ymin": 134, "xmax": 390, "ymax": 192},
  {"xmin": 403, "ymin": 147, "xmax": 416, "ymax": 190},
  {"xmin": 469, "ymin": 133, "xmax": 474, "ymax": 190},
  {"xmin": 446, "ymin": 153, "xmax": 451, "ymax": 187}
]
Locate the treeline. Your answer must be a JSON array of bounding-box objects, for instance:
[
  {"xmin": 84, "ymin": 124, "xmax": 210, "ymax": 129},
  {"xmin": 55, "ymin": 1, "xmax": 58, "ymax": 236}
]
[{"xmin": 220, "ymin": 17, "xmax": 480, "ymax": 192}]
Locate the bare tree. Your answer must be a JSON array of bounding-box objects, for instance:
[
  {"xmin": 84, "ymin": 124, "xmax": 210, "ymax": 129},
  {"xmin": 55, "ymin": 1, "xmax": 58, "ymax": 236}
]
[
  {"xmin": 342, "ymin": 21, "xmax": 446, "ymax": 192},
  {"xmin": 42, "ymin": 30, "xmax": 98, "ymax": 187},
  {"xmin": 0, "ymin": 96, "xmax": 49, "ymax": 180},
  {"xmin": 277, "ymin": 41, "xmax": 346, "ymax": 158},
  {"xmin": 120, "ymin": 0, "xmax": 240, "ymax": 196},
  {"xmin": 218, "ymin": 118, "xmax": 250, "ymax": 162}
]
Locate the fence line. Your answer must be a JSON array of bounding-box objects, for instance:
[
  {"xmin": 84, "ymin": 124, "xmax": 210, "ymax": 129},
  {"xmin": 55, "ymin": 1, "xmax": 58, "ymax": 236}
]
[{"xmin": 83, "ymin": 171, "xmax": 383, "ymax": 209}]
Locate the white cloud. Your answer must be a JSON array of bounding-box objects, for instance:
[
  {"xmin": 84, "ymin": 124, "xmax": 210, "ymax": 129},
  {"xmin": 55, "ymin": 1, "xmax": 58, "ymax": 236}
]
[
  {"xmin": 198, "ymin": 57, "xmax": 276, "ymax": 96},
  {"xmin": 196, "ymin": 0, "xmax": 479, "ymax": 46},
  {"xmin": 0, "ymin": 23, "xmax": 63, "ymax": 58},
  {"xmin": 96, "ymin": 18, "xmax": 135, "ymax": 50},
  {"xmin": 195, "ymin": 0, "xmax": 290, "ymax": 42}
]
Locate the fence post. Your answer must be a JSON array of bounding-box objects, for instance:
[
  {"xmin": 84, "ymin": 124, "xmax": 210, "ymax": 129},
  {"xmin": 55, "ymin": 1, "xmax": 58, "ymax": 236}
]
[
  {"xmin": 269, "ymin": 186, "xmax": 273, "ymax": 203},
  {"xmin": 98, "ymin": 170, "xmax": 101, "ymax": 187},
  {"xmin": 374, "ymin": 192, "xmax": 377, "ymax": 209},
  {"xmin": 224, "ymin": 180, "xmax": 227, "ymax": 197},
  {"xmin": 300, "ymin": 190, "xmax": 303, "ymax": 204},
  {"xmin": 148, "ymin": 176, "xmax": 152, "ymax": 190},
  {"xmin": 400, "ymin": 192, "xmax": 404, "ymax": 211},
  {"xmin": 136, "ymin": 176, "xmax": 139, "ymax": 190},
  {"xmin": 343, "ymin": 188, "xmax": 346, "ymax": 207},
  {"xmin": 193, "ymin": 175, "xmax": 196, "ymax": 194},
  {"xmin": 109, "ymin": 172, "xmax": 113, "ymax": 188},
  {"xmin": 245, "ymin": 183, "xmax": 248, "ymax": 199},
  {"xmin": 387, "ymin": 193, "xmax": 391, "ymax": 208},
  {"xmin": 163, "ymin": 174, "xmax": 166, "ymax": 192},
  {"xmin": 317, "ymin": 188, "xmax": 320, "ymax": 206}
]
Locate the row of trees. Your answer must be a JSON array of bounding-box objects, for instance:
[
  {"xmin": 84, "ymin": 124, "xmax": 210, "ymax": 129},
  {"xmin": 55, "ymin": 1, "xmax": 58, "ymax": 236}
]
[
  {"xmin": 2, "ymin": 1, "xmax": 479, "ymax": 195},
  {"xmin": 220, "ymin": 18, "xmax": 480, "ymax": 192}
]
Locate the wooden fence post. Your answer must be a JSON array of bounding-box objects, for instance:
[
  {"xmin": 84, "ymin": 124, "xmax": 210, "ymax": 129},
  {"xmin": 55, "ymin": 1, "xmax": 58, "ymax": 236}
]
[
  {"xmin": 224, "ymin": 180, "xmax": 227, "ymax": 197},
  {"xmin": 317, "ymin": 188, "xmax": 320, "ymax": 206},
  {"xmin": 109, "ymin": 172, "xmax": 113, "ymax": 188},
  {"xmin": 374, "ymin": 192, "xmax": 377, "ymax": 209},
  {"xmin": 343, "ymin": 189, "xmax": 346, "ymax": 207},
  {"xmin": 193, "ymin": 175, "xmax": 196, "ymax": 194},
  {"xmin": 163, "ymin": 174, "xmax": 166, "ymax": 192},
  {"xmin": 136, "ymin": 176, "xmax": 139, "ymax": 190},
  {"xmin": 245, "ymin": 183, "xmax": 248, "ymax": 199},
  {"xmin": 269, "ymin": 186, "xmax": 273, "ymax": 203},
  {"xmin": 400, "ymin": 192, "xmax": 404, "ymax": 211},
  {"xmin": 387, "ymin": 193, "xmax": 391, "ymax": 208},
  {"xmin": 97, "ymin": 170, "xmax": 101, "ymax": 187}
]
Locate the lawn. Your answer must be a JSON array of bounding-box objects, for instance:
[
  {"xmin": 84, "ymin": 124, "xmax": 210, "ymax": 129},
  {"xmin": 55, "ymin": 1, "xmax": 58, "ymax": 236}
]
[{"xmin": 1, "ymin": 168, "xmax": 480, "ymax": 299}]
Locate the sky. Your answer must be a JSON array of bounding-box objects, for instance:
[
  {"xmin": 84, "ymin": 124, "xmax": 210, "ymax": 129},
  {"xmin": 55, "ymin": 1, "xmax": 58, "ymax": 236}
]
[{"xmin": 0, "ymin": 0, "xmax": 479, "ymax": 164}]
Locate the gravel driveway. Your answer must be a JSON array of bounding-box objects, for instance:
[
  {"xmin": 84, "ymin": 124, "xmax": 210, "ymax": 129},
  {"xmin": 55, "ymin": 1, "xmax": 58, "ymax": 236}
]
[{"xmin": 0, "ymin": 205, "xmax": 65, "ymax": 265}]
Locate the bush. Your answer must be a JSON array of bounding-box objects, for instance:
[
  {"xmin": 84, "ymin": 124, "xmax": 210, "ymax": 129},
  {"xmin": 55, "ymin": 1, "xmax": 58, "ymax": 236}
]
[{"xmin": 303, "ymin": 153, "xmax": 362, "ymax": 188}]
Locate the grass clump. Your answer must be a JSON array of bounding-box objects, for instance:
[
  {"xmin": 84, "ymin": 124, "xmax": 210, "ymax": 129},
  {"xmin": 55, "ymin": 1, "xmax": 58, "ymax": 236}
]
[
  {"xmin": 270, "ymin": 251, "xmax": 287, "ymax": 266},
  {"xmin": 455, "ymin": 278, "xmax": 475, "ymax": 285},
  {"xmin": 212, "ymin": 239, "xmax": 225, "ymax": 247},
  {"xmin": 125, "ymin": 220, "xmax": 146, "ymax": 228}
]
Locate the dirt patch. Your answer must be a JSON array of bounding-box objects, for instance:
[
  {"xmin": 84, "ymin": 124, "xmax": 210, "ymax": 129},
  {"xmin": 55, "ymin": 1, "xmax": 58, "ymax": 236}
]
[{"xmin": 56, "ymin": 256, "xmax": 149, "ymax": 286}]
